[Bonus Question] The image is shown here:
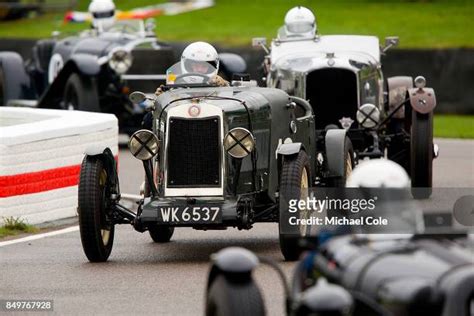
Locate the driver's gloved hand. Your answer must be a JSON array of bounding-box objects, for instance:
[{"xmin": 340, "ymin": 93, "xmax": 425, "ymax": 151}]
[
  {"xmin": 210, "ymin": 75, "xmax": 229, "ymax": 87},
  {"xmin": 155, "ymin": 84, "xmax": 165, "ymax": 96}
]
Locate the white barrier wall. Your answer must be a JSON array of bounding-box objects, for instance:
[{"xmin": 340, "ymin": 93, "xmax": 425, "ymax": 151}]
[{"xmin": 0, "ymin": 107, "xmax": 118, "ymax": 225}]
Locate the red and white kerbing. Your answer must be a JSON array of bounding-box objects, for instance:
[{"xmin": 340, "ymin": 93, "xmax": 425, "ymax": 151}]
[{"xmin": 0, "ymin": 108, "xmax": 118, "ymax": 224}]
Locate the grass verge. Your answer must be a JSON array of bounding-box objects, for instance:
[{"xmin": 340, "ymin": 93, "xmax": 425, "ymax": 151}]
[
  {"xmin": 0, "ymin": 0, "xmax": 472, "ymax": 47},
  {"xmin": 0, "ymin": 217, "xmax": 38, "ymax": 238},
  {"xmin": 434, "ymin": 114, "xmax": 474, "ymax": 139}
]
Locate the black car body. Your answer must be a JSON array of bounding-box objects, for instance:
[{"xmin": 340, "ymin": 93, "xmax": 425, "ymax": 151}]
[
  {"xmin": 293, "ymin": 234, "xmax": 474, "ymax": 316},
  {"xmin": 204, "ymin": 204, "xmax": 474, "ymax": 316},
  {"xmin": 76, "ymin": 62, "xmax": 353, "ymax": 262},
  {"xmin": 0, "ymin": 20, "xmax": 246, "ymax": 134},
  {"xmin": 0, "ymin": 20, "xmax": 174, "ymax": 133}
]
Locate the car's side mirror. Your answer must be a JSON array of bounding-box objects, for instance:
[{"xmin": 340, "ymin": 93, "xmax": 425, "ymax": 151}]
[
  {"xmin": 252, "ymin": 37, "xmax": 269, "ymax": 54},
  {"xmin": 383, "ymin": 36, "xmax": 399, "ymax": 53},
  {"xmin": 129, "ymin": 91, "xmax": 156, "ymax": 111},
  {"xmin": 129, "ymin": 91, "xmax": 147, "ymax": 104}
]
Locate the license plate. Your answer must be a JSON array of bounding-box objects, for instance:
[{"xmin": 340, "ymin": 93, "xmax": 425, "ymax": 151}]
[{"xmin": 157, "ymin": 206, "xmax": 222, "ymax": 224}]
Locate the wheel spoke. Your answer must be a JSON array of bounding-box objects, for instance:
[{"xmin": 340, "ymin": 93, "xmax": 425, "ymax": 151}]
[
  {"xmin": 101, "ymin": 229, "xmax": 110, "ymax": 245},
  {"xmin": 345, "ymin": 153, "xmax": 353, "ymax": 179},
  {"xmin": 299, "ymin": 168, "xmax": 310, "ymax": 236}
]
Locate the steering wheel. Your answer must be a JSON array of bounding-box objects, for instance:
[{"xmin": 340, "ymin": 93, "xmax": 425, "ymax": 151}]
[{"xmin": 174, "ymin": 73, "xmax": 210, "ymax": 84}]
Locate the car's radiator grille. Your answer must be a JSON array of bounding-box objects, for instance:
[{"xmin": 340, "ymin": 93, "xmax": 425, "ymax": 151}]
[
  {"xmin": 306, "ymin": 68, "xmax": 358, "ymax": 129},
  {"xmin": 167, "ymin": 117, "xmax": 220, "ymax": 187}
]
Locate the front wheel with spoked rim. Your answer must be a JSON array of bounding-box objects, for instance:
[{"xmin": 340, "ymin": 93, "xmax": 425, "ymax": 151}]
[
  {"xmin": 78, "ymin": 157, "xmax": 115, "ymax": 262},
  {"xmin": 278, "ymin": 150, "xmax": 311, "ymax": 261}
]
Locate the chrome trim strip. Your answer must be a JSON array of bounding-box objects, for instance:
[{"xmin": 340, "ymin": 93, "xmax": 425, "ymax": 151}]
[{"xmin": 121, "ymin": 74, "xmax": 167, "ymax": 80}]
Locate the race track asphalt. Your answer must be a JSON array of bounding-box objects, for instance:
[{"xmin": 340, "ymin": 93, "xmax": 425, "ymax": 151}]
[{"xmin": 0, "ymin": 138, "xmax": 472, "ymax": 315}]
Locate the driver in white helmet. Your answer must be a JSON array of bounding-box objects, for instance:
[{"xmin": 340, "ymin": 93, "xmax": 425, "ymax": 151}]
[
  {"xmin": 181, "ymin": 42, "xmax": 219, "ymax": 79},
  {"xmin": 314, "ymin": 159, "xmax": 415, "ymax": 243},
  {"xmin": 157, "ymin": 41, "xmax": 228, "ymax": 94},
  {"xmin": 89, "ymin": 0, "xmax": 116, "ymax": 31},
  {"xmin": 346, "ymin": 159, "xmax": 410, "ymax": 188},
  {"xmin": 282, "ymin": 6, "xmax": 317, "ymax": 38},
  {"xmin": 347, "ymin": 159, "xmax": 420, "ymax": 236}
]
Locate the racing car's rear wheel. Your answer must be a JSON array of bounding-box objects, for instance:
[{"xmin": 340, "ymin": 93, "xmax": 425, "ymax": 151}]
[
  {"xmin": 206, "ymin": 274, "xmax": 265, "ymax": 316},
  {"xmin": 78, "ymin": 157, "xmax": 115, "ymax": 262},
  {"xmin": 148, "ymin": 224, "xmax": 174, "ymax": 243},
  {"xmin": 63, "ymin": 73, "xmax": 100, "ymax": 112},
  {"xmin": 410, "ymin": 112, "xmax": 433, "ymax": 199},
  {"xmin": 278, "ymin": 150, "xmax": 311, "ymax": 261}
]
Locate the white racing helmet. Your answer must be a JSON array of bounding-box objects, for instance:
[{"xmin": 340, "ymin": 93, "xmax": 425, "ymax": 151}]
[
  {"xmin": 89, "ymin": 0, "xmax": 116, "ymax": 30},
  {"xmin": 346, "ymin": 159, "xmax": 410, "ymax": 188},
  {"xmin": 346, "ymin": 160, "xmax": 419, "ymax": 236},
  {"xmin": 180, "ymin": 41, "xmax": 219, "ymax": 79},
  {"xmin": 284, "ymin": 6, "xmax": 317, "ymax": 38}
]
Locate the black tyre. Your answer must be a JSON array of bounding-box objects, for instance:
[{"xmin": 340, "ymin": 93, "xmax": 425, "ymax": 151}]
[
  {"xmin": 63, "ymin": 73, "xmax": 100, "ymax": 112},
  {"xmin": 78, "ymin": 157, "xmax": 115, "ymax": 262},
  {"xmin": 330, "ymin": 137, "xmax": 354, "ymax": 187},
  {"xmin": 411, "ymin": 112, "xmax": 433, "ymax": 199},
  {"xmin": 279, "ymin": 151, "xmax": 311, "ymax": 261},
  {"xmin": 206, "ymin": 274, "xmax": 265, "ymax": 316},
  {"xmin": 148, "ymin": 224, "xmax": 174, "ymax": 243}
]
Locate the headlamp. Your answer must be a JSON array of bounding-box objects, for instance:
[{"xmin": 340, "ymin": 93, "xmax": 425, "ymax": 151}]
[
  {"xmin": 223, "ymin": 128, "xmax": 255, "ymax": 159},
  {"xmin": 108, "ymin": 47, "xmax": 132, "ymax": 74},
  {"xmin": 356, "ymin": 103, "xmax": 380, "ymax": 129},
  {"xmin": 128, "ymin": 130, "xmax": 159, "ymax": 160}
]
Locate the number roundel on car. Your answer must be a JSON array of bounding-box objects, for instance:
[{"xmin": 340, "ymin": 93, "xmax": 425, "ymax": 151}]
[{"xmin": 48, "ymin": 53, "xmax": 64, "ymax": 84}]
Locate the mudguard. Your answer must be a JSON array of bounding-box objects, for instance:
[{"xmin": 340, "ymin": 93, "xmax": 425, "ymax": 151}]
[
  {"xmin": 290, "ymin": 96, "xmax": 313, "ymax": 120},
  {"xmin": 68, "ymin": 53, "xmax": 102, "ymax": 76},
  {"xmin": 83, "ymin": 147, "xmax": 120, "ymax": 196},
  {"xmin": 325, "ymin": 129, "xmax": 347, "ymax": 177},
  {"xmin": 0, "ymin": 52, "xmax": 34, "ymax": 105},
  {"xmin": 207, "ymin": 247, "xmax": 259, "ymax": 290},
  {"xmin": 276, "ymin": 142, "xmax": 304, "ymax": 156},
  {"xmin": 387, "ymin": 76, "xmax": 413, "ymax": 119},
  {"xmin": 408, "ymin": 86, "xmax": 436, "ymax": 114},
  {"xmin": 219, "ymin": 53, "xmax": 247, "ymax": 79},
  {"xmin": 38, "ymin": 53, "xmax": 101, "ymax": 108}
]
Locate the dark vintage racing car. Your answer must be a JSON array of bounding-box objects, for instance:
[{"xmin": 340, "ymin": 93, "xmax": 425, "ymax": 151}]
[
  {"xmin": 76, "ymin": 61, "xmax": 355, "ymax": 262},
  {"xmin": 0, "ymin": 20, "xmax": 246, "ymax": 134},
  {"xmin": 253, "ymin": 31, "xmax": 439, "ymax": 198},
  {"xmin": 204, "ymin": 205, "xmax": 474, "ymax": 316}
]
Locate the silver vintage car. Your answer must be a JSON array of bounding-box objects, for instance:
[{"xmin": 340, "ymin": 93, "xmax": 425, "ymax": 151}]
[{"xmin": 253, "ymin": 26, "xmax": 438, "ymax": 198}]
